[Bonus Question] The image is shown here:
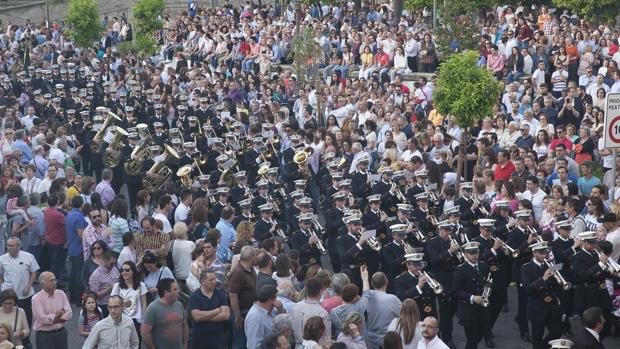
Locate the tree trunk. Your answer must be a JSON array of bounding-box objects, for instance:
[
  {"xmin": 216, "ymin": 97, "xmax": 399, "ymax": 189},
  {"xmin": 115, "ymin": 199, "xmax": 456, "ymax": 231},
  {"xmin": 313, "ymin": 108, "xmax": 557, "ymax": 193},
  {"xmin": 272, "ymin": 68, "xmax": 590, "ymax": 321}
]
[
  {"xmin": 455, "ymin": 129, "xmax": 466, "ymax": 197},
  {"xmin": 315, "ymin": 69, "xmax": 322, "ymax": 126},
  {"xmin": 393, "ymin": 0, "xmax": 403, "ymax": 18}
]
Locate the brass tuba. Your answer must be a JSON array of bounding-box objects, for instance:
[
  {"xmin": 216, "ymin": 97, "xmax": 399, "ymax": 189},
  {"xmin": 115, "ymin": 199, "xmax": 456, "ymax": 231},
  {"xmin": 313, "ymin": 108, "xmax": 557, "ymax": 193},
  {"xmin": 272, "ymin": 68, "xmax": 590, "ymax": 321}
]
[
  {"xmin": 124, "ymin": 124, "xmax": 153, "ymax": 176},
  {"xmin": 103, "ymin": 126, "xmax": 128, "ymax": 168},
  {"xmin": 143, "ymin": 144, "xmax": 180, "ymax": 190},
  {"xmin": 90, "ymin": 111, "xmax": 121, "ymax": 153},
  {"xmin": 294, "ymin": 150, "xmax": 312, "ymax": 178},
  {"xmin": 177, "ymin": 165, "xmax": 194, "ymax": 189}
]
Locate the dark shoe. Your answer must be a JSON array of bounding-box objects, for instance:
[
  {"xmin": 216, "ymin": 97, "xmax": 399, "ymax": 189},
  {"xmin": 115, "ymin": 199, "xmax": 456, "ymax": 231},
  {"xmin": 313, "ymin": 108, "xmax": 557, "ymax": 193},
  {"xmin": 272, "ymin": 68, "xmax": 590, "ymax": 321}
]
[
  {"xmin": 502, "ymin": 304, "xmax": 509, "ymax": 312},
  {"xmin": 520, "ymin": 331, "xmax": 531, "ymax": 342},
  {"xmin": 485, "ymin": 337, "xmax": 496, "ymax": 348}
]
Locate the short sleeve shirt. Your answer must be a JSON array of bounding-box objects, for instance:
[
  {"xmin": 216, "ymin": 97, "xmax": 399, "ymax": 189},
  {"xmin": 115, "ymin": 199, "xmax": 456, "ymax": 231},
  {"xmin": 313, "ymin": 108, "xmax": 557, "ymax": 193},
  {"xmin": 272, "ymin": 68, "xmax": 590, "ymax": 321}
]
[
  {"xmin": 228, "ymin": 264, "xmax": 256, "ymax": 311},
  {"xmin": 143, "ymin": 300, "xmax": 185, "ymax": 349},
  {"xmin": 188, "ymin": 288, "xmax": 228, "ymax": 345},
  {"xmin": 0, "ymin": 251, "xmax": 39, "ymax": 299}
]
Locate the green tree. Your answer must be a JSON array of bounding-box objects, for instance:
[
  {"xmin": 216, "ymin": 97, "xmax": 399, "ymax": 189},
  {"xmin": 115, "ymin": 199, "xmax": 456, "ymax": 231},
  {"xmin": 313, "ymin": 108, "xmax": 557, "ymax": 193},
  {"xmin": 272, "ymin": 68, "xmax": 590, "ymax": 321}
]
[
  {"xmin": 65, "ymin": 0, "xmax": 102, "ymax": 48},
  {"xmin": 552, "ymin": 0, "xmax": 620, "ymax": 21},
  {"xmin": 433, "ymin": 50, "xmax": 500, "ymax": 193},
  {"xmin": 291, "ymin": 25, "xmax": 325, "ymax": 124},
  {"xmin": 133, "ymin": 0, "xmax": 165, "ymax": 56}
]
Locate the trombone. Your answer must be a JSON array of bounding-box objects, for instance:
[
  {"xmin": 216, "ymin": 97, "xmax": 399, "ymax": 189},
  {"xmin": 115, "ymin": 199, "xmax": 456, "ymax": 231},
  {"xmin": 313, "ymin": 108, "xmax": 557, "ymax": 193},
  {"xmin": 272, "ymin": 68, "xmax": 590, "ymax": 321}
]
[
  {"xmin": 472, "ymin": 195, "xmax": 490, "ymax": 217},
  {"xmin": 310, "ymin": 228, "xmax": 327, "ymax": 255},
  {"xmin": 543, "ymin": 258, "xmax": 573, "ymax": 290},
  {"xmin": 417, "ymin": 271, "xmax": 444, "ymax": 294}
]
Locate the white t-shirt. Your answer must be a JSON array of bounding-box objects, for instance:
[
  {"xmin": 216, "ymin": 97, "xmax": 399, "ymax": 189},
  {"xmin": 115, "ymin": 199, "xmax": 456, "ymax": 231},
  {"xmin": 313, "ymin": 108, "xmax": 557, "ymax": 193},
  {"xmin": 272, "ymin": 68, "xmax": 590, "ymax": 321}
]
[
  {"xmin": 174, "ymin": 203, "xmax": 190, "ymax": 223},
  {"xmin": 111, "ymin": 281, "xmax": 148, "ymax": 322},
  {"xmin": 171, "ymin": 240, "xmax": 196, "ymax": 279},
  {"xmin": 387, "ymin": 318, "xmax": 422, "ymax": 349},
  {"xmin": 521, "ymin": 188, "xmax": 546, "ymax": 223},
  {"xmin": 152, "ymin": 212, "xmax": 172, "ymax": 233},
  {"xmin": 48, "ymin": 148, "xmax": 66, "ymax": 165}
]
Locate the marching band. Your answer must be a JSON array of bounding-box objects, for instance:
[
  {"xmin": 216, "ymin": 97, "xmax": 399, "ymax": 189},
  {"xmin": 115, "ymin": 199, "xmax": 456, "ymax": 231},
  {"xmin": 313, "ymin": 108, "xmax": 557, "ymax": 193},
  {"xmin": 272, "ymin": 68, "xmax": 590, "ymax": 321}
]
[{"xmin": 69, "ymin": 103, "xmax": 620, "ymax": 349}]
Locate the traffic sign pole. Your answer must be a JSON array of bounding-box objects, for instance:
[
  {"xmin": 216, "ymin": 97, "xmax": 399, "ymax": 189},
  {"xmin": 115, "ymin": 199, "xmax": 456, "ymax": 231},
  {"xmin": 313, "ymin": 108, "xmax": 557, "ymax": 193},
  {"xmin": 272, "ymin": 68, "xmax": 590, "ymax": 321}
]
[
  {"xmin": 613, "ymin": 149, "xmax": 617, "ymax": 202},
  {"xmin": 604, "ymin": 93, "xmax": 620, "ymax": 201}
]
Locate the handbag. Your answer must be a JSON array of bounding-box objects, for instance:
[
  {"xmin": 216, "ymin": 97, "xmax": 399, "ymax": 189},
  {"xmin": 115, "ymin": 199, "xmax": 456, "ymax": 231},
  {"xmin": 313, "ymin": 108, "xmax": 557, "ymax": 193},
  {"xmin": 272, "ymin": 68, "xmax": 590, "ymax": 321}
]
[
  {"xmin": 166, "ymin": 240, "xmax": 176, "ymax": 275},
  {"xmin": 146, "ymin": 269, "xmax": 164, "ymax": 304}
]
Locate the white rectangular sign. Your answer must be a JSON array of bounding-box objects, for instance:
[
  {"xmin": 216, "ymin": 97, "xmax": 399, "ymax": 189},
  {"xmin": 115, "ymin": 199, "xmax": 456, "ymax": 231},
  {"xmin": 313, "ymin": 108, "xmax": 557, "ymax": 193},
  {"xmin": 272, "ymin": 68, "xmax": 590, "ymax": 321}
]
[{"xmin": 604, "ymin": 93, "xmax": 620, "ymax": 148}]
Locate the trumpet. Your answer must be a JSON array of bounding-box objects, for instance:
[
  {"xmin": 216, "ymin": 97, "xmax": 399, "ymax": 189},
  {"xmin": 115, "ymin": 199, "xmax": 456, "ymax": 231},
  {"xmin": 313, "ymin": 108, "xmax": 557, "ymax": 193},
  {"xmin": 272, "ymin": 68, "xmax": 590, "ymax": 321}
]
[
  {"xmin": 490, "ymin": 236, "xmax": 520, "ymax": 258},
  {"xmin": 544, "ymin": 258, "xmax": 573, "ymax": 290},
  {"xmin": 417, "ymin": 271, "xmax": 444, "ymax": 295},
  {"xmin": 507, "ymin": 216, "xmax": 517, "ymax": 225},
  {"xmin": 268, "ymin": 194, "xmax": 281, "ymax": 214},
  {"xmin": 449, "ymin": 236, "xmax": 465, "ymax": 262},
  {"xmin": 481, "ymin": 274, "xmax": 493, "ymax": 307},
  {"xmin": 427, "ymin": 214, "xmax": 439, "ymax": 226},
  {"xmin": 595, "ymin": 250, "xmax": 620, "ymax": 276},
  {"xmin": 310, "ymin": 228, "xmax": 327, "ymax": 255},
  {"xmin": 428, "ymin": 190, "xmax": 440, "ymax": 205}
]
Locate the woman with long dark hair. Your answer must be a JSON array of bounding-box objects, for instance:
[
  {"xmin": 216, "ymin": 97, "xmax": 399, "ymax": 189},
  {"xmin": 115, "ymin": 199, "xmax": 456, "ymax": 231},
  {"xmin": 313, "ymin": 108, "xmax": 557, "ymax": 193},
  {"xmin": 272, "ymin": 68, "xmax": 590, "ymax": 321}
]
[{"xmin": 111, "ymin": 261, "xmax": 147, "ymax": 344}]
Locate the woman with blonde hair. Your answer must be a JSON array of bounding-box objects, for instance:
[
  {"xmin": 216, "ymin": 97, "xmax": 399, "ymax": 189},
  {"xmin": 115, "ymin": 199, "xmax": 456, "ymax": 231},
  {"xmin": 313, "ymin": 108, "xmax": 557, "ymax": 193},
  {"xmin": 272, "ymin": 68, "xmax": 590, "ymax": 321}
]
[
  {"xmin": 236, "ymin": 220, "xmax": 258, "ymax": 248},
  {"xmin": 337, "ymin": 312, "xmax": 367, "ymax": 348},
  {"xmin": 383, "ymin": 148, "xmax": 401, "ymax": 171},
  {"xmin": 171, "ymin": 222, "xmax": 195, "ymax": 294},
  {"xmin": 387, "ymin": 299, "xmax": 422, "ymax": 349}
]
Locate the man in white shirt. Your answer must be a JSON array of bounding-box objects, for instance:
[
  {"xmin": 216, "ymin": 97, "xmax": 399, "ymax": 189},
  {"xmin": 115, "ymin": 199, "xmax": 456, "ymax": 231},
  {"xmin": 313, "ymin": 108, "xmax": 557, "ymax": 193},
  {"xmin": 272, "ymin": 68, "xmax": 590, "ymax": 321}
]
[
  {"xmin": 405, "ymin": 32, "xmax": 420, "ymax": 71},
  {"xmin": 521, "ymin": 176, "xmax": 547, "ymax": 224},
  {"xmin": 602, "ymin": 213, "xmax": 620, "ymax": 263},
  {"xmin": 20, "ymin": 165, "xmax": 42, "ymax": 196},
  {"xmin": 586, "ymin": 74, "xmax": 610, "ymax": 98},
  {"xmin": 291, "ymin": 278, "xmax": 331, "ymax": 346},
  {"xmin": 152, "ymin": 195, "xmax": 173, "ymax": 233},
  {"xmin": 21, "ymin": 106, "xmax": 38, "ymax": 131},
  {"xmin": 174, "ymin": 189, "xmax": 193, "ymax": 223},
  {"xmin": 37, "ymin": 163, "xmax": 58, "ymax": 194},
  {"xmin": 531, "ymin": 61, "xmax": 546, "ymax": 90},
  {"xmin": 418, "ymin": 317, "xmax": 449, "ymax": 349},
  {"xmin": 0, "ymin": 237, "xmax": 39, "ymax": 316}
]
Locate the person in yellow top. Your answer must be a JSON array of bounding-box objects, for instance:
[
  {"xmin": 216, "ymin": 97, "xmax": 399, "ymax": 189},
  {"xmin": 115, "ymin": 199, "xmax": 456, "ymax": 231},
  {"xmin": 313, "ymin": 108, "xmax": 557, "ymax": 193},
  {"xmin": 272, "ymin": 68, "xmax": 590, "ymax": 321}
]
[
  {"xmin": 359, "ymin": 46, "xmax": 376, "ymax": 79},
  {"xmin": 427, "ymin": 106, "xmax": 443, "ymax": 126},
  {"xmin": 66, "ymin": 173, "xmax": 84, "ymax": 201}
]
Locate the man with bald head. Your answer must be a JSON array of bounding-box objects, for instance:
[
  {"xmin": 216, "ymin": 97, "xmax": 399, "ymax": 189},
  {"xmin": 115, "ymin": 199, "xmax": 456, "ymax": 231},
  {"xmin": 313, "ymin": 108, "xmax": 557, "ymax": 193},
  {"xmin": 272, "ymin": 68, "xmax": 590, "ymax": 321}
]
[
  {"xmin": 32, "ymin": 271, "xmax": 72, "ymax": 349},
  {"xmin": 419, "ymin": 317, "xmax": 450, "ymax": 349}
]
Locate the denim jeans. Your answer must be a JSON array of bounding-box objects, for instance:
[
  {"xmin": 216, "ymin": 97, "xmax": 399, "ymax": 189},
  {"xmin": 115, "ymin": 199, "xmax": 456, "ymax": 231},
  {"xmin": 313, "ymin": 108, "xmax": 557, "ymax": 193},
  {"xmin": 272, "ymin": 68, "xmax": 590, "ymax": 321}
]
[{"xmin": 231, "ymin": 310, "xmax": 248, "ymax": 349}]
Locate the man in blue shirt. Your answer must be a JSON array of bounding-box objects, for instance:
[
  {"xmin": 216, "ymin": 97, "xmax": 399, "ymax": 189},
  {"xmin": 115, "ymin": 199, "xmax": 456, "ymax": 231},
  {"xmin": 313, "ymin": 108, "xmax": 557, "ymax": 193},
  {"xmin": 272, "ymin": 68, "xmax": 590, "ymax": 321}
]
[
  {"xmin": 12, "ymin": 130, "xmax": 33, "ymax": 164},
  {"xmin": 66, "ymin": 196, "xmax": 87, "ymax": 303},
  {"xmin": 188, "ymin": 270, "xmax": 229, "ymax": 349},
  {"xmin": 577, "ymin": 161, "xmax": 601, "ymax": 196},
  {"xmin": 215, "ymin": 206, "xmax": 236, "ymax": 263}
]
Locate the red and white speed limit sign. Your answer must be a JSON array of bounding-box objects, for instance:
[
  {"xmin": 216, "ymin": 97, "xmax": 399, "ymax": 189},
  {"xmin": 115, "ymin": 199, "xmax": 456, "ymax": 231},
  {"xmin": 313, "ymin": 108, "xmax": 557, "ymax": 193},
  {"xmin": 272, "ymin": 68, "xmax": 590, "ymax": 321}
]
[{"xmin": 604, "ymin": 93, "xmax": 620, "ymax": 148}]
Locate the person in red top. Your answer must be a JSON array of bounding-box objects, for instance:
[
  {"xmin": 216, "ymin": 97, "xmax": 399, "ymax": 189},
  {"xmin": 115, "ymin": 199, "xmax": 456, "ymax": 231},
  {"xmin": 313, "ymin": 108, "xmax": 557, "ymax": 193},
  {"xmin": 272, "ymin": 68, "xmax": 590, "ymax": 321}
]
[
  {"xmin": 549, "ymin": 125, "xmax": 574, "ymax": 152},
  {"xmin": 374, "ymin": 47, "xmax": 391, "ymax": 80},
  {"xmin": 494, "ymin": 149, "xmax": 516, "ymax": 182},
  {"xmin": 565, "ymin": 38, "xmax": 580, "ymax": 82},
  {"xmin": 44, "ymin": 193, "xmax": 67, "ymax": 285}
]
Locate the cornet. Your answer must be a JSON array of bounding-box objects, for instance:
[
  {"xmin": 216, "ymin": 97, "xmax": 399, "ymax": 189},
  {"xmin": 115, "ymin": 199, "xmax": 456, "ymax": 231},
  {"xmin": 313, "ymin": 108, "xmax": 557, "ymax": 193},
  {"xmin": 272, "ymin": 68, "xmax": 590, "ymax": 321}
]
[
  {"xmin": 595, "ymin": 250, "xmax": 620, "ymax": 276},
  {"xmin": 490, "ymin": 236, "xmax": 520, "ymax": 258},
  {"xmin": 359, "ymin": 227, "xmax": 381, "ymax": 252},
  {"xmin": 472, "ymin": 196, "xmax": 490, "ymax": 217},
  {"xmin": 448, "ymin": 236, "xmax": 465, "ymax": 262},
  {"xmin": 417, "ymin": 271, "xmax": 444, "ymax": 295},
  {"xmin": 544, "ymin": 258, "xmax": 573, "ymax": 290},
  {"xmin": 312, "ymin": 214, "xmax": 324, "ymax": 232},
  {"xmin": 391, "ymin": 182, "xmax": 407, "ymax": 203}
]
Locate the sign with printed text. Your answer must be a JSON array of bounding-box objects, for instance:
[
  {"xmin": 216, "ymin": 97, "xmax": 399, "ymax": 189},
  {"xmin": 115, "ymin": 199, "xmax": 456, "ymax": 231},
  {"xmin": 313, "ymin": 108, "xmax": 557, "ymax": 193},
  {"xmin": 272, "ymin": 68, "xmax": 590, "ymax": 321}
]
[{"xmin": 604, "ymin": 93, "xmax": 620, "ymax": 148}]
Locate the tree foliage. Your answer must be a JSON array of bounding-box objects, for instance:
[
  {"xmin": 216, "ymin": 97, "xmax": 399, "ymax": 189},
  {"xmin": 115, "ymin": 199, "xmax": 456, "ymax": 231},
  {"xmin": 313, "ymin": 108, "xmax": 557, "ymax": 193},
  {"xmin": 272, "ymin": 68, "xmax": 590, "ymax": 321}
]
[
  {"xmin": 433, "ymin": 50, "xmax": 499, "ymax": 128},
  {"xmin": 403, "ymin": 0, "xmax": 431, "ymax": 12},
  {"xmin": 552, "ymin": 0, "xmax": 620, "ymax": 21},
  {"xmin": 65, "ymin": 0, "xmax": 102, "ymax": 48},
  {"xmin": 291, "ymin": 26, "xmax": 325, "ymax": 87},
  {"xmin": 133, "ymin": 0, "xmax": 165, "ymax": 56}
]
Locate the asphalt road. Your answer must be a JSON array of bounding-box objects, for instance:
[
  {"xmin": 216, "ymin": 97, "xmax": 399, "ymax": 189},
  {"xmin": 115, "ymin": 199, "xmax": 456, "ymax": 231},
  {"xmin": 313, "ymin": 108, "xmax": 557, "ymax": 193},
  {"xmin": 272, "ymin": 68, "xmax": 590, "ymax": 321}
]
[{"xmin": 22, "ymin": 283, "xmax": 620, "ymax": 349}]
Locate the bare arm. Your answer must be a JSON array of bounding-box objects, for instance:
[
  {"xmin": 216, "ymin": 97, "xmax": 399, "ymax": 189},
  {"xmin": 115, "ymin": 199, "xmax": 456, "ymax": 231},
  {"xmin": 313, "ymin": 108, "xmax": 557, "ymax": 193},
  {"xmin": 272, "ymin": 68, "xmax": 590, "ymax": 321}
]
[
  {"xmin": 191, "ymin": 307, "xmax": 223, "ymax": 322},
  {"xmin": 141, "ymin": 323, "xmax": 155, "ymax": 349}
]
